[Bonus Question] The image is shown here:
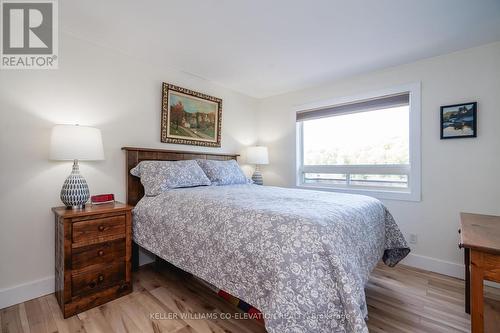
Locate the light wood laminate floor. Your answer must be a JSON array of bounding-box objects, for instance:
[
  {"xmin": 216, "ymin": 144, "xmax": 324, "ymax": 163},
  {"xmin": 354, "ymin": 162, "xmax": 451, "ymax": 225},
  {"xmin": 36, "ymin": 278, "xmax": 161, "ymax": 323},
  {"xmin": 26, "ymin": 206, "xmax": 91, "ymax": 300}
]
[{"xmin": 2, "ymin": 263, "xmax": 499, "ymax": 333}]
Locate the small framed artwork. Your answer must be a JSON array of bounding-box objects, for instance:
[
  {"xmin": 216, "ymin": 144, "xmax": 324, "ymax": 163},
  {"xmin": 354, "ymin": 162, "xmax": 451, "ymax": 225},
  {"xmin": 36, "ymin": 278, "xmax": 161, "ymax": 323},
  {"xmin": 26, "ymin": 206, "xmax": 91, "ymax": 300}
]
[
  {"xmin": 161, "ymin": 82, "xmax": 222, "ymax": 147},
  {"xmin": 440, "ymin": 102, "xmax": 477, "ymax": 139}
]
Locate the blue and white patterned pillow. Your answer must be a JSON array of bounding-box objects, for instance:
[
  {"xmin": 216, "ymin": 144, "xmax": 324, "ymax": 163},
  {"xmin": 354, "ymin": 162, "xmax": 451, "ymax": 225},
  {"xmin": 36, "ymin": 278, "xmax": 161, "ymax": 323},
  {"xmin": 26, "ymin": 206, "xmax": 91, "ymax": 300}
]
[
  {"xmin": 130, "ymin": 160, "xmax": 211, "ymax": 196},
  {"xmin": 196, "ymin": 159, "xmax": 248, "ymax": 186}
]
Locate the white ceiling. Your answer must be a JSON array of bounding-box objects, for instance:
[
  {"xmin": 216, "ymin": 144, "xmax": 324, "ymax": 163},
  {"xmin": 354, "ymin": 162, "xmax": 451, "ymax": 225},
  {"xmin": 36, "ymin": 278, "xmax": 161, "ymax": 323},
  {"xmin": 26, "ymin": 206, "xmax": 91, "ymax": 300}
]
[{"xmin": 62, "ymin": 0, "xmax": 500, "ymax": 98}]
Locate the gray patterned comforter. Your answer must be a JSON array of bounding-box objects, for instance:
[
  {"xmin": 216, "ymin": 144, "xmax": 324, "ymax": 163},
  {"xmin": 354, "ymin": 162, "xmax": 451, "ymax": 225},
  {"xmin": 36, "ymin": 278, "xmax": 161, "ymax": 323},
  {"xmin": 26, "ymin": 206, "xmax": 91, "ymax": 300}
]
[{"xmin": 133, "ymin": 184, "xmax": 409, "ymax": 333}]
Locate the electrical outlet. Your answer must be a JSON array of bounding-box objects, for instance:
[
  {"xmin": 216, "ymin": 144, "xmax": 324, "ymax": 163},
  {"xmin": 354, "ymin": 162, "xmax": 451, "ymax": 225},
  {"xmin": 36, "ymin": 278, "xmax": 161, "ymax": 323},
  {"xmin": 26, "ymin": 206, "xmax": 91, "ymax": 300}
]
[{"xmin": 409, "ymin": 233, "xmax": 418, "ymax": 244}]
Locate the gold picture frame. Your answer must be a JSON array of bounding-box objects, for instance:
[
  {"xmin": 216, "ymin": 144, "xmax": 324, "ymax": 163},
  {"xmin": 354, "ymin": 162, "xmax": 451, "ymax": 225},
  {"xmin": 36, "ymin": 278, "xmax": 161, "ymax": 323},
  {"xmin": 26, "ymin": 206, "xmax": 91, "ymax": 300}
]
[{"xmin": 161, "ymin": 82, "xmax": 222, "ymax": 147}]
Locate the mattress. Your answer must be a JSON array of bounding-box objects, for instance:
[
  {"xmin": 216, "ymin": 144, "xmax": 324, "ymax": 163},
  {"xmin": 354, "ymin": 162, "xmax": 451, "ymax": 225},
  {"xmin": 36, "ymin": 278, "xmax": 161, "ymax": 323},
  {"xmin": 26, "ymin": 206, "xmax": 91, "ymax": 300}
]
[{"xmin": 132, "ymin": 184, "xmax": 410, "ymax": 333}]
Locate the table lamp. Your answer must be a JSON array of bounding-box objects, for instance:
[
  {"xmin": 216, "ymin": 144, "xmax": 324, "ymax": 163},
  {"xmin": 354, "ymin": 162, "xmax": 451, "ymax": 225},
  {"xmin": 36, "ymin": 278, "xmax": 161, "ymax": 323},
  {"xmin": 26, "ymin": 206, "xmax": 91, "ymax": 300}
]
[
  {"xmin": 50, "ymin": 125, "xmax": 104, "ymax": 209},
  {"xmin": 246, "ymin": 146, "xmax": 269, "ymax": 185}
]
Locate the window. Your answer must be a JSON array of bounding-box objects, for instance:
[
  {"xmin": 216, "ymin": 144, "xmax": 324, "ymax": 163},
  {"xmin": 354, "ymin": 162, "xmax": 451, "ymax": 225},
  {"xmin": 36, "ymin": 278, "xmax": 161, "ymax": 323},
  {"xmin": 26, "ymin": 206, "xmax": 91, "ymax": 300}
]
[{"xmin": 296, "ymin": 84, "xmax": 421, "ymax": 201}]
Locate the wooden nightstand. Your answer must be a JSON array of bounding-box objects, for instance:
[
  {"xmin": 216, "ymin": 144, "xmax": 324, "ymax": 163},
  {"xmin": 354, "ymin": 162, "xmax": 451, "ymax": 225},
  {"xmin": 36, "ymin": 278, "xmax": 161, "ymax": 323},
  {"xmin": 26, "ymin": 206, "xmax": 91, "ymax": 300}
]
[{"xmin": 52, "ymin": 202, "xmax": 133, "ymax": 318}]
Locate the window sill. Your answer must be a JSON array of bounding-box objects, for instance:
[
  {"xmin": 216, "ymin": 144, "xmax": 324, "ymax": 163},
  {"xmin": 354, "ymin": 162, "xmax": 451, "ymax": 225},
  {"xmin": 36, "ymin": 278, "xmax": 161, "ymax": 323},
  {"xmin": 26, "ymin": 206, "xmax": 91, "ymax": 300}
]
[{"xmin": 296, "ymin": 184, "xmax": 421, "ymax": 202}]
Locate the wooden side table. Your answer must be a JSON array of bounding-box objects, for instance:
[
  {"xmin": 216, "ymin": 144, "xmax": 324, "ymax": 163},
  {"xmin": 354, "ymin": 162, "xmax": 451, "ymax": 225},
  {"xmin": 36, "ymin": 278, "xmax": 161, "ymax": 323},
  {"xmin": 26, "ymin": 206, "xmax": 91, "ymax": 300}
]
[
  {"xmin": 459, "ymin": 212, "xmax": 500, "ymax": 333},
  {"xmin": 52, "ymin": 202, "xmax": 133, "ymax": 318}
]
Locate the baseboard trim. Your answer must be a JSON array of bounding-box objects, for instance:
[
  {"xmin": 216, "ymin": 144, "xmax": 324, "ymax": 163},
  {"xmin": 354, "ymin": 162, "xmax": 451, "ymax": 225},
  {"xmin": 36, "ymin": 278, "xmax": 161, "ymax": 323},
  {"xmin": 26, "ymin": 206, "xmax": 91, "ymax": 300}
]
[
  {"xmin": 0, "ymin": 276, "xmax": 54, "ymax": 309},
  {"xmin": 0, "ymin": 249, "xmax": 155, "ymax": 310},
  {"xmin": 401, "ymin": 253, "xmax": 464, "ymax": 279}
]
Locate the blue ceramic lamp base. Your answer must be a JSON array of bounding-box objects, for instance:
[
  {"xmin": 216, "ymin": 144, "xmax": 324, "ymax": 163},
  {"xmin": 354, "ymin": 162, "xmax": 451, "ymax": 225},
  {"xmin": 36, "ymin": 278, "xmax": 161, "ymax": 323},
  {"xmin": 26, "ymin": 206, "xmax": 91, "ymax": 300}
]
[
  {"xmin": 251, "ymin": 166, "xmax": 264, "ymax": 185},
  {"xmin": 60, "ymin": 160, "xmax": 90, "ymax": 209}
]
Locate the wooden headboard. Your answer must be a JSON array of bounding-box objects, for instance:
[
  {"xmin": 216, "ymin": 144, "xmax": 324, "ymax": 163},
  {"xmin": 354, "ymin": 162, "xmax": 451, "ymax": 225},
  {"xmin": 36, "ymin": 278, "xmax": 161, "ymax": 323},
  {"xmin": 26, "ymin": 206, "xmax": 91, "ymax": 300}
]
[{"xmin": 122, "ymin": 147, "xmax": 239, "ymax": 206}]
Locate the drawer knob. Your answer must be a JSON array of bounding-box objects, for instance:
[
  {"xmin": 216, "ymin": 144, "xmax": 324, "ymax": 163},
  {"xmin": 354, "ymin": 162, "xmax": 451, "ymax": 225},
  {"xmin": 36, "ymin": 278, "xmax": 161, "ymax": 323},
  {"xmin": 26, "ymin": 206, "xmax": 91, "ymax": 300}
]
[
  {"xmin": 98, "ymin": 250, "xmax": 104, "ymax": 256},
  {"xmin": 89, "ymin": 281, "xmax": 96, "ymax": 289},
  {"xmin": 98, "ymin": 225, "xmax": 105, "ymax": 232},
  {"xmin": 98, "ymin": 274, "xmax": 104, "ymax": 283}
]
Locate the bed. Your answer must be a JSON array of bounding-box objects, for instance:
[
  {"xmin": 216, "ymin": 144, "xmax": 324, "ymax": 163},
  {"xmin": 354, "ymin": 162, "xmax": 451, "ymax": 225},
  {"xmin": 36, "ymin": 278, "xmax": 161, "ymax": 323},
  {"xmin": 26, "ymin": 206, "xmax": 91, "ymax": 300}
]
[{"xmin": 122, "ymin": 147, "xmax": 410, "ymax": 333}]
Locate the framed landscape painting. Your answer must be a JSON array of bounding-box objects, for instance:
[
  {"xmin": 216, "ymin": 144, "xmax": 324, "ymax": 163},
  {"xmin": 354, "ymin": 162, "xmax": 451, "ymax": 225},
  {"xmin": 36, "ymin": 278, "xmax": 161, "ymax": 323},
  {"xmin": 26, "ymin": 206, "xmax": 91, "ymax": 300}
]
[
  {"xmin": 440, "ymin": 102, "xmax": 477, "ymax": 139},
  {"xmin": 161, "ymin": 83, "xmax": 222, "ymax": 147}
]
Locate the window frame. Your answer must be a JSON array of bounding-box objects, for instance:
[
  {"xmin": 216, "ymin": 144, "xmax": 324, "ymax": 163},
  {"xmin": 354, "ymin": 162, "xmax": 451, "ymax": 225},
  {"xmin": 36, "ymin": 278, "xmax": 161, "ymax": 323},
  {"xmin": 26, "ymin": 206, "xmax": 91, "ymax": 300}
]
[{"xmin": 295, "ymin": 83, "xmax": 421, "ymax": 202}]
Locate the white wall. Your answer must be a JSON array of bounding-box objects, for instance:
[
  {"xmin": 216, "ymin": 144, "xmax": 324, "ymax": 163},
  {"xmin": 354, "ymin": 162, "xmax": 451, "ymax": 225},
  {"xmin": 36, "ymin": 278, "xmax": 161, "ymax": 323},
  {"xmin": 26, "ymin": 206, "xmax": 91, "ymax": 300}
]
[
  {"xmin": 0, "ymin": 32, "xmax": 258, "ymax": 308},
  {"xmin": 257, "ymin": 42, "xmax": 500, "ymax": 276}
]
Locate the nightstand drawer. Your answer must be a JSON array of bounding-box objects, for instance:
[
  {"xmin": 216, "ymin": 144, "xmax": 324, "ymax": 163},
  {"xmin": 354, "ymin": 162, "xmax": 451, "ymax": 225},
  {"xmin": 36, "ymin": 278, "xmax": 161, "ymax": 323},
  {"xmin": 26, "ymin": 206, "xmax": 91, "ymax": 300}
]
[
  {"xmin": 72, "ymin": 215, "xmax": 126, "ymax": 244},
  {"xmin": 72, "ymin": 262, "xmax": 125, "ymax": 297},
  {"xmin": 72, "ymin": 239, "xmax": 126, "ymax": 271}
]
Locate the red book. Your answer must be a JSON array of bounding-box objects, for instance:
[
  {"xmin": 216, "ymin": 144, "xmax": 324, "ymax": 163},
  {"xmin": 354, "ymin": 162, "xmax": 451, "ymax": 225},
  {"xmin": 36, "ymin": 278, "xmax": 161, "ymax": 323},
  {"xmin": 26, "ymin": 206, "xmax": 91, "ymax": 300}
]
[{"xmin": 91, "ymin": 194, "xmax": 115, "ymax": 204}]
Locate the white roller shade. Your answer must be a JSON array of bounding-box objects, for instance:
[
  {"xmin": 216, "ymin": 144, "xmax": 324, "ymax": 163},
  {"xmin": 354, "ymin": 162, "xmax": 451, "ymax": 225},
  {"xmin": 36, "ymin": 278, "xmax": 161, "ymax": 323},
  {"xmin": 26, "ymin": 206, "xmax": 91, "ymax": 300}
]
[{"xmin": 296, "ymin": 93, "xmax": 409, "ymax": 122}]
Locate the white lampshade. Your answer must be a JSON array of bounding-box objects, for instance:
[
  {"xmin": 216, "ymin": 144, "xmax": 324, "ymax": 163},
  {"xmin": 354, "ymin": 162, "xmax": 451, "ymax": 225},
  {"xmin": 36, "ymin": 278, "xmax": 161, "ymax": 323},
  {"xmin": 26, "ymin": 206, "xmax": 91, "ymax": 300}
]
[
  {"xmin": 246, "ymin": 146, "xmax": 269, "ymax": 165},
  {"xmin": 50, "ymin": 125, "xmax": 104, "ymax": 161}
]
